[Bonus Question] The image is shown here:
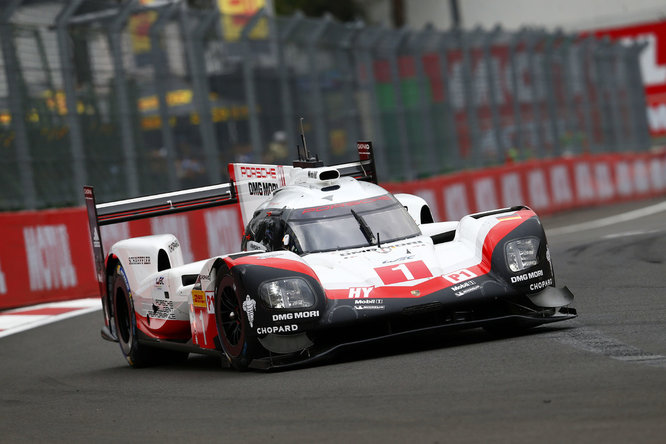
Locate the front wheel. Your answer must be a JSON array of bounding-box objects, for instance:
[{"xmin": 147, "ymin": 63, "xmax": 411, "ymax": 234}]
[
  {"xmin": 112, "ymin": 265, "xmax": 187, "ymax": 367},
  {"xmin": 214, "ymin": 271, "xmax": 261, "ymax": 371}
]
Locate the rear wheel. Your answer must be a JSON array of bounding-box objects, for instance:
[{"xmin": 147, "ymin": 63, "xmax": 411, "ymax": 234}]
[
  {"xmin": 112, "ymin": 265, "xmax": 187, "ymax": 367},
  {"xmin": 214, "ymin": 271, "xmax": 260, "ymax": 371}
]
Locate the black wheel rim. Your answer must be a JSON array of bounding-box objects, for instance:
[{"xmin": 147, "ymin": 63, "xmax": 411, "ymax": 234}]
[{"xmin": 217, "ymin": 284, "xmax": 244, "ymax": 356}]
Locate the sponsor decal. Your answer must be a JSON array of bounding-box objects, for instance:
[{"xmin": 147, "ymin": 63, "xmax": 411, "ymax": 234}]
[
  {"xmin": 151, "ymin": 299, "xmax": 175, "ymax": 320},
  {"xmin": 455, "ymin": 285, "xmax": 480, "ymax": 297},
  {"xmin": 248, "ymin": 181, "xmax": 278, "ymax": 196},
  {"xmin": 128, "ymin": 256, "xmax": 151, "ymax": 265},
  {"xmin": 257, "ymin": 324, "xmax": 298, "ymax": 334},
  {"xmin": 339, "ymin": 240, "xmax": 425, "ymax": 258},
  {"xmin": 239, "ymin": 165, "xmax": 278, "ymax": 179},
  {"xmin": 510, "ymin": 269, "xmax": 544, "ymax": 283},
  {"xmin": 168, "ymin": 239, "xmax": 179, "ymax": 252},
  {"xmin": 206, "ymin": 291, "xmax": 215, "ymax": 314},
  {"xmin": 354, "ymin": 305, "xmax": 385, "ymax": 311},
  {"xmin": 381, "ymin": 254, "xmax": 415, "ymax": 264},
  {"xmin": 348, "ymin": 286, "xmax": 374, "ymax": 298},
  {"xmin": 375, "ymin": 260, "xmax": 432, "ymax": 285},
  {"xmin": 354, "ymin": 299, "xmax": 385, "ymax": 309},
  {"xmin": 242, "ymin": 295, "xmax": 256, "ymax": 327},
  {"xmin": 271, "ymin": 310, "xmax": 320, "ymax": 322},
  {"xmin": 451, "ymin": 280, "xmax": 476, "ymax": 292},
  {"xmin": 0, "ymin": 260, "xmax": 7, "ymax": 294},
  {"xmin": 155, "ymin": 276, "xmax": 166, "ymax": 287},
  {"xmin": 23, "ymin": 224, "xmax": 77, "ymax": 291},
  {"xmin": 443, "ymin": 268, "xmax": 477, "ymax": 284},
  {"xmin": 192, "ymin": 289, "xmax": 206, "ymax": 308},
  {"xmin": 530, "ymin": 278, "xmax": 553, "ymax": 291}
]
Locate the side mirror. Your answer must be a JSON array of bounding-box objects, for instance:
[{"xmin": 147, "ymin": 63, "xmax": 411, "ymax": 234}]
[{"xmin": 246, "ymin": 240, "xmax": 268, "ymax": 252}]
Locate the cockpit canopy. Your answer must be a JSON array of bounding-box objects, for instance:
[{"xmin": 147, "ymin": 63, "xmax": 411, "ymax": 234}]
[{"xmin": 242, "ymin": 193, "xmax": 421, "ymax": 254}]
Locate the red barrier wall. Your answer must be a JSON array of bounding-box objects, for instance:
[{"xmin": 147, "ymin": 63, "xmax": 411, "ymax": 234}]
[{"xmin": 1, "ymin": 151, "xmax": 665, "ymax": 309}]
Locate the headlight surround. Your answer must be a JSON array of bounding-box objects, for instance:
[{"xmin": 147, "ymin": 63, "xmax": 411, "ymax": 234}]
[
  {"xmin": 505, "ymin": 237, "xmax": 540, "ymax": 272},
  {"xmin": 259, "ymin": 278, "xmax": 316, "ymax": 309}
]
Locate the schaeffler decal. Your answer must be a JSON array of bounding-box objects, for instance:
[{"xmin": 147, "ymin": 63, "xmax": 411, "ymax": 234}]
[
  {"xmin": 443, "ymin": 268, "xmax": 477, "ymax": 284},
  {"xmin": 242, "ymin": 295, "xmax": 256, "ymax": 327}
]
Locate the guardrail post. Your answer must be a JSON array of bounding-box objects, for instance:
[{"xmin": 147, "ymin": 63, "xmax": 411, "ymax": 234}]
[
  {"xmin": 353, "ymin": 26, "xmax": 389, "ymax": 179},
  {"xmin": 307, "ymin": 14, "xmax": 333, "ymax": 164},
  {"xmin": 106, "ymin": 0, "xmax": 140, "ymax": 197},
  {"xmin": 55, "ymin": 0, "xmax": 87, "ymax": 204},
  {"xmin": 181, "ymin": 4, "xmax": 221, "ymax": 184},
  {"xmin": 438, "ymin": 30, "xmax": 462, "ymax": 170},
  {"xmin": 542, "ymin": 32, "xmax": 562, "ymax": 156},
  {"xmin": 483, "ymin": 26, "xmax": 505, "ymax": 162},
  {"xmin": 149, "ymin": 2, "xmax": 180, "ymax": 190},
  {"xmin": 240, "ymin": 8, "xmax": 268, "ymax": 162},
  {"xmin": 407, "ymin": 28, "xmax": 437, "ymax": 176},
  {"xmin": 276, "ymin": 13, "xmax": 302, "ymax": 160},
  {"xmin": 526, "ymin": 30, "xmax": 546, "ymax": 158},
  {"xmin": 385, "ymin": 27, "xmax": 413, "ymax": 180},
  {"xmin": 1, "ymin": 0, "xmax": 36, "ymax": 209}
]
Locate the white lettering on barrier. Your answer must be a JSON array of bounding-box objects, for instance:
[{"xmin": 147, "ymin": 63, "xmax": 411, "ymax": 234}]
[
  {"xmin": 550, "ymin": 165, "xmax": 573, "ymax": 205},
  {"xmin": 574, "ymin": 163, "xmax": 595, "ymax": 201},
  {"xmin": 633, "ymin": 160, "xmax": 650, "ymax": 193},
  {"xmin": 649, "ymin": 158, "xmax": 665, "ymax": 191},
  {"xmin": 615, "ymin": 162, "xmax": 633, "ymax": 196},
  {"xmin": 444, "ymin": 183, "xmax": 469, "ymax": 220},
  {"xmin": 23, "ymin": 225, "xmax": 77, "ymax": 291},
  {"xmin": 0, "ymin": 260, "xmax": 6, "ymax": 294},
  {"xmin": 594, "ymin": 162, "xmax": 614, "ymax": 200},
  {"xmin": 501, "ymin": 173, "xmax": 524, "ymax": 207},
  {"xmin": 527, "ymin": 170, "xmax": 549, "ymax": 209},
  {"xmin": 647, "ymin": 103, "xmax": 666, "ymax": 133},
  {"xmin": 204, "ymin": 208, "xmax": 241, "ymax": 257},
  {"xmin": 150, "ymin": 216, "xmax": 193, "ymax": 263},
  {"xmin": 100, "ymin": 222, "xmax": 130, "ymax": 254},
  {"xmin": 474, "ymin": 177, "xmax": 498, "ymax": 212}
]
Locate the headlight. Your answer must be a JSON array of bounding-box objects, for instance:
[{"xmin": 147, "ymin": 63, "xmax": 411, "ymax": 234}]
[
  {"xmin": 505, "ymin": 237, "xmax": 540, "ymax": 272},
  {"xmin": 259, "ymin": 278, "xmax": 316, "ymax": 309}
]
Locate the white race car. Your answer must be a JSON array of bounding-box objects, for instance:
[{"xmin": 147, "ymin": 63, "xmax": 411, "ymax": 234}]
[{"xmin": 85, "ymin": 142, "xmax": 575, "ymax": 370}]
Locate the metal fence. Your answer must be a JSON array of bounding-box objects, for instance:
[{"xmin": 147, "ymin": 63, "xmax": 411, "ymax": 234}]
[{"xmin": 0, "ymin": 0, "xmax": 650, "ymax": 210}]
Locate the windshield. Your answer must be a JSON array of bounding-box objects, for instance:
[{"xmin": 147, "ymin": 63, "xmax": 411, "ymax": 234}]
[{"xmin": 286, "ymin": 194, "xmax": 420, "ymax": 253}]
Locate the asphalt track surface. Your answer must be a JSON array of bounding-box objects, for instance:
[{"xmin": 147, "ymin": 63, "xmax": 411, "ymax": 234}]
[{"xmin": 2, "ymin": 199, "xmax": 665, "ymax": 443}]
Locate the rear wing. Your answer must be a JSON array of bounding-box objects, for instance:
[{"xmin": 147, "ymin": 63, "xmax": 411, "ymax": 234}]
[{"xmin": 84, "ymin": 140, "xmax": 377, "ymax": 298}]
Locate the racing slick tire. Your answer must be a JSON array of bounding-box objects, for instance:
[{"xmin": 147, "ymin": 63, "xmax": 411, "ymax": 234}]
[
  {"xmin": 214, "ymin": 270, "xmax": 262, "ymax": 371},
  {"xmin": 112, "ymin": 265, "xmax": 188, "ymax": 367}
]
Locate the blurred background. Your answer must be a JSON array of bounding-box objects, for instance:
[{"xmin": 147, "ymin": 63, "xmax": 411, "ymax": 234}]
[{"xmin": 0, "ymin": 0, "xmax": 663, "ymax": 210}]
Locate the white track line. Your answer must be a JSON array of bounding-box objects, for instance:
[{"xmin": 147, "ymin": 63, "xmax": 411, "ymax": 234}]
[
  {"xmin": 0, "ymin": 298, "xmax": 101, "ymax": 339},
  {"xmin": 547, "ymin": 200, "xmax": 666, "ymax": 237}
]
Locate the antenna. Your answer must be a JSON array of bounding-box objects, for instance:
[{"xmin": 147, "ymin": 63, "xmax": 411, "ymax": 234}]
[
  {"xmin": 293, "ymin": 118, "xmax": 323, "ymax": 168},
  {"xmin": 299, "ymin": 117, "xmax": 309, "ymax": 160}
]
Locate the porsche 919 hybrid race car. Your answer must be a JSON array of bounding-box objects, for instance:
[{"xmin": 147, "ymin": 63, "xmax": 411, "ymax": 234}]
[{"xmin": 85, "ymin": 141, "xmax": 576, "ymax": 370}]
